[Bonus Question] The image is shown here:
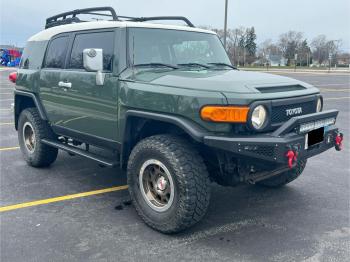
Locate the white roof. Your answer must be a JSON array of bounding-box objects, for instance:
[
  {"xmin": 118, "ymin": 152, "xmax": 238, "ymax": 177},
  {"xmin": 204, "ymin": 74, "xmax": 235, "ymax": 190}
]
[{"xmin": 28, "ymin": 21, "xmax": 216, "ymax": 42}]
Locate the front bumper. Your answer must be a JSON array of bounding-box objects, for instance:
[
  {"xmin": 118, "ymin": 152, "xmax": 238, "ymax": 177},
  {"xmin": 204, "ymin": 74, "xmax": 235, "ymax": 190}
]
[{"xmin": 203, "ymin": 110, "xmax": 341, "ymax": 165}]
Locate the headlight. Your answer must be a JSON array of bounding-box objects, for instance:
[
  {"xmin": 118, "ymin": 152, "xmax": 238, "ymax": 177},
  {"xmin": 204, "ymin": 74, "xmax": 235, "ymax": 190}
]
[
  {"xmin": 316, "ymin": 97, "xmax": 323, "ymax": 112},
  {"xmin": 251, "ymin": 105, "xmax": 267, "ymax": 130}
]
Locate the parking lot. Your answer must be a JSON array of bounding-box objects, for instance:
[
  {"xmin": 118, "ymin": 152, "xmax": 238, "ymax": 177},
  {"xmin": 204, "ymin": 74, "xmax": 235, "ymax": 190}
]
[{"xmin": 0, "ymin": 68, "xmax": 349, "ymax": 261}]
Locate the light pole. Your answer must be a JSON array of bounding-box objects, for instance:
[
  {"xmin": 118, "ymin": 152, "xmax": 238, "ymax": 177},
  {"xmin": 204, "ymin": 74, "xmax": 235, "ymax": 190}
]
[{"xmin": 223, "ymin": 0, "xmax": 228, "ymax": 50}]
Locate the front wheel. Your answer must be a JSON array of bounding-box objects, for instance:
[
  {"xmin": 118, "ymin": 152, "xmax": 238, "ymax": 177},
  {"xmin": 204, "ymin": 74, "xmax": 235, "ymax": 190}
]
[
  {"xmin": 127, "ymin": 135, "xmax": 211, "ymax": 233},
  {"xmin": 257, "ymin": 159, "xmax": 307, "ymax": 187}
]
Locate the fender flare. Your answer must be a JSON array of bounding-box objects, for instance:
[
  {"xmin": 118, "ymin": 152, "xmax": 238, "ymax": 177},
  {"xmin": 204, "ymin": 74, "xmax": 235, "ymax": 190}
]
[
  {"xmin": 14, "ymin": 90, "xmax": 48, "ymax": 130},
  {"xmin": 14, "ymin": 90, "xmax": 47, "ymax": 120},
  {"xmin": 120, "ymin": 110, "xmax": 209, "ymax": 167}
]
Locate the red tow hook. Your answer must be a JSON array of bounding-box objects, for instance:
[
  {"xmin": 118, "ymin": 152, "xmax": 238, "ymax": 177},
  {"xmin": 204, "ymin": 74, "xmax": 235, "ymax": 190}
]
[
  {"xmin": 335, "ymin": 133, "xmax": 343, "ymax": 151},
  {"xmin": 286, "ymin": 150, "xmax": 298, "ymax": 169}
]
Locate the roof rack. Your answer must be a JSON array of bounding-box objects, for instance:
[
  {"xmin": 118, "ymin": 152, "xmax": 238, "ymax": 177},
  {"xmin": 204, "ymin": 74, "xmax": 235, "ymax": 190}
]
[
  {"xmin": 45, "ymin": 6, "xmax": 195, "ymax": 29},
  {"xmin": 119, "ymin": 16, "xmax": 195, "ymax": 28},
  {"xmin": 45, "ymin": 7, "xmax": 118, "ymax": 29}
]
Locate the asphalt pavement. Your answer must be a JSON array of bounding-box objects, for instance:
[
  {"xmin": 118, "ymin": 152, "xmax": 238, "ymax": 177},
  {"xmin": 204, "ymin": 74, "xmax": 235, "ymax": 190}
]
[{"xmin": 0, "ymin": 68, "xmax": 349, "ymax": 262}]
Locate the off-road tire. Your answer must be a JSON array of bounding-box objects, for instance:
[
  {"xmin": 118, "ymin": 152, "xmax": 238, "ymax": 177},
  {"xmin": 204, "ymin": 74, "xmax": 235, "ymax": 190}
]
[
  {"xmin": 127, "ymin": 135, "xmax": 211, "ymax": 233},
  {"xmin": 18, "ymin": 108, "xmax": 58, "ymax": 167},
  {"xmin": 257, "ymin": 159, "xmax": 307, "ymax": 187}
]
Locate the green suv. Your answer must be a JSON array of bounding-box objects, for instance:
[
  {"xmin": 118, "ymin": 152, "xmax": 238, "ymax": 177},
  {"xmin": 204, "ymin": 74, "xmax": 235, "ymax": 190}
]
[{"xmin": 11, "ymin": 7, "xmax": 343, "ymax": 233}]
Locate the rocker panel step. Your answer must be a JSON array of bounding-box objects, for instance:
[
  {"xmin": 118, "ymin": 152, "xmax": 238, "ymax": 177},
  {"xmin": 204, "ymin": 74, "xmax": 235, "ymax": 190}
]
[{"xmin": 41, "ymin": 139, "xmax": 119, "ymax": 167}]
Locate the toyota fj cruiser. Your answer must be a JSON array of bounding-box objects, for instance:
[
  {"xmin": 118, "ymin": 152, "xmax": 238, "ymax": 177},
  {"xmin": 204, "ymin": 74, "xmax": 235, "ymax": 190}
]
[{"xmin": 11, "ymin": 7, "xmax": 343, "ymax": 233}]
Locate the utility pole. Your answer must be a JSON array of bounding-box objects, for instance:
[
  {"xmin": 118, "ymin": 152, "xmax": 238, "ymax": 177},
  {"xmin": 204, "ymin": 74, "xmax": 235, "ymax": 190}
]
[
  {"xmin": 243, "ymin": 48, "xmax": 246, "ymax": 67},
  {"xmin": 223, "ymin": 0, "xmax": 228, "ymax": 50}
]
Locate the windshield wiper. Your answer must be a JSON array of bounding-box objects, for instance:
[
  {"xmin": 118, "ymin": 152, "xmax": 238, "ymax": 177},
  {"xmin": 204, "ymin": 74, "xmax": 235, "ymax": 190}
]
[
  {"xmin": 133, "ymin": 63, "xmax": 179, "ymax": 69},
  {"xmin": 207, "ymin": 62, "xmax": 238, "ymax": 70},
  {"xmin": 177, "ymin": 63, "xmax": 210, "ymax": 69}
]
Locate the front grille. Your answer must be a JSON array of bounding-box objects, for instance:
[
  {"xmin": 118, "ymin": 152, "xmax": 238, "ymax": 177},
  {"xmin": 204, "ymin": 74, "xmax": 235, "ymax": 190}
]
[{"xmin": 271, "ymin": 101, "xmax": 316, "ymax": 124}]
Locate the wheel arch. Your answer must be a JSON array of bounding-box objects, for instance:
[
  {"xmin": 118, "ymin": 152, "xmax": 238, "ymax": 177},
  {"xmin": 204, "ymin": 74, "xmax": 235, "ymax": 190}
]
[
  {"xmin": 120, "ymin": 110, "xmax": 208, "ymax": 168},
  {"xmin": 14, "ymin": 90, "xmax": 47, "ymax": 130}
]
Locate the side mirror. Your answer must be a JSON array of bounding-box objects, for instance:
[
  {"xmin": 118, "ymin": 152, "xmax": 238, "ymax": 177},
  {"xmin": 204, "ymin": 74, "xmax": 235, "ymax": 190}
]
[{"xmin": 83, "ymin": 48, "xmax": 105, "ymax": 85}]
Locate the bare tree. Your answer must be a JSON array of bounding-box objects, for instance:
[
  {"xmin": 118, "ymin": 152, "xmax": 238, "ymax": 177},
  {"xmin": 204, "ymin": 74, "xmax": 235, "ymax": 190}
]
[
  {"xmin": 259, "ymin": 39, "xmax": 281, "ymax": 56},
  {"xmin": 311, "ymin": 35, "xmax": 327, "ymax": 65},
  {"xmin": 212, "ymin": 27, "xmax": 246, "ymax": 65},
  {"xmin": 200, "ymin": 26, "xmax": 348, "ymax": 68},
  {"xmin": 229, "ymin": 27, "xmax": 245, "ymax": 65},
  {"xmin": 278, "ymin": 31, "xmax": 303, "ymax": 65},
  {"xmin": 311, "ymin": 35, "xmax": 342, "ymax": 65}
]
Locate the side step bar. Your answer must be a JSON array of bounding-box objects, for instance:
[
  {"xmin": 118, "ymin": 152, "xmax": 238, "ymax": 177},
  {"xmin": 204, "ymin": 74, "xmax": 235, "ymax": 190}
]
[{"xmin": 41, "ymin": 139, "xmax": 119, "ymax": 167}]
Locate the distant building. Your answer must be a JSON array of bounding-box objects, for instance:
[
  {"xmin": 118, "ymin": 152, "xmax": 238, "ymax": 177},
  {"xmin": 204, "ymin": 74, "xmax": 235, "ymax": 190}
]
[
  {"xmin": 0, "ymin": 45, "xmax": 23, "ymax": 52},
  {"xmin": 337, "ymin": 53, "xmax": 350, "ymax": 67},
  {"xmin": 267, "ymin": 55, "xmax": 287, "ymax": 66},
  {"xmin": 0, "ymin": 45, "xmax": 23, "ymax": 67}
]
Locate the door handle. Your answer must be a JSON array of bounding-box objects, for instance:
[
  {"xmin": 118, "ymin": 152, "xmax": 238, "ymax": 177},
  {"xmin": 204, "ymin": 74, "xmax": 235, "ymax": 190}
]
[{"xmin": 58, "ymin": 81, "xmax": 72, "ymax": 88}]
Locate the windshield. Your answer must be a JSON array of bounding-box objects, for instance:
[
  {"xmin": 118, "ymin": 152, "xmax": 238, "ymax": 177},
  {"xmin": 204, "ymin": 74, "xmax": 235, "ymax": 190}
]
[{"xmin": 128, "ymin": 28, "xmax": 231, "ymax": 68}]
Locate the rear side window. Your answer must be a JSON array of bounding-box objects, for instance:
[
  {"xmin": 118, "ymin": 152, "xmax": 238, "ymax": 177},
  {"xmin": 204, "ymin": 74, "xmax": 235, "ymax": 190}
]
[
  {"xmin": 43, "ymin": 36, "xmax": 69, "ymax": 68},
  {"xmin": 69, "ymin": 31, "xmax": 114, "ymax": 71}
]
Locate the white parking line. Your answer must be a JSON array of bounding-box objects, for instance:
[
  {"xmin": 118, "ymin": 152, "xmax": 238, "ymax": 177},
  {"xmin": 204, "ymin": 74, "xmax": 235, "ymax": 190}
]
[
  {"xmin": 324, "ymin": 97, "xmax": 350, "ymax": 101},
  {"xmin": 319, "ymin": 88, "xmax": 350, "ymax": 92},
  {"xmin": 0, "ymin": 68, "xmax": 16, "ymax": 71},
  {"xmin": 316, "ymin": 83, "xmax": 349, "ymax": 87}
]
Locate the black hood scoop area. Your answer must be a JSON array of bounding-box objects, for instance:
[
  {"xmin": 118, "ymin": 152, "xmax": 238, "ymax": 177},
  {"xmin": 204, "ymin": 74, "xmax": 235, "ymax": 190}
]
[{"xmin": 256, "ymin": 85, "xmax": 306, "ymax": 93}]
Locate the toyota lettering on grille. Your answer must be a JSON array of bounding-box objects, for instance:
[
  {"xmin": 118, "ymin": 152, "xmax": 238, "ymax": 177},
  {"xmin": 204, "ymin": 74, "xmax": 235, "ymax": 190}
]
[{"xmin": 286, "ymin": 107, "xmax": 302, "ymax": 116}]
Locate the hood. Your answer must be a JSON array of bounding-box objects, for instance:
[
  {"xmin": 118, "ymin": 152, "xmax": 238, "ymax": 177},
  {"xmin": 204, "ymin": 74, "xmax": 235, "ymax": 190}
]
[{"xmin": 122, "ymin": 69, "xmax": 319, "ymax": 95}]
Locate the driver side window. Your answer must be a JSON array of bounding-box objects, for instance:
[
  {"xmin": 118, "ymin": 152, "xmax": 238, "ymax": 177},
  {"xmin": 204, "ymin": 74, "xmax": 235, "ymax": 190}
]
[{"xmin": 68, "ymin": 31, "xmax": 115, "ymax": 71}]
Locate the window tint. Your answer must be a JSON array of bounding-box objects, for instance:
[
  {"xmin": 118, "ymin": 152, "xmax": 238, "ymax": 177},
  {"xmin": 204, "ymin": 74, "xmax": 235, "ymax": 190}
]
[
  {"xmin": 44, "ymin": 36, "xmax": 69, "ymax": 68},
  {"xmin": 69, "ymin": 31, "xmax": 114, "ymax": 71}
]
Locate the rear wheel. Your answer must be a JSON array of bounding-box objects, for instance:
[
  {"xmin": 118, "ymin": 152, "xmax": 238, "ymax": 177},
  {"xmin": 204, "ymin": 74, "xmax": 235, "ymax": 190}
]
[
  {"xmin": 18, "ymin": 108, "xmax": 58, "ymax": 167},
  {"xmin": 127, "ymin": 135, "xmax": 211, "ymax": 233},
  {"xmin": 257, "ymin": 159, "xmax": 307, "ymax": 187}
]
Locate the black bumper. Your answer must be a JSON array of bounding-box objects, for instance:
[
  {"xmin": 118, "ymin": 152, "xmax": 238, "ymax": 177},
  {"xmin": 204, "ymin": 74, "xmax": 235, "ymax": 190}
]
[{"xmin": 203, "ymin": 110, "xmax": 341, "ymax": 164}]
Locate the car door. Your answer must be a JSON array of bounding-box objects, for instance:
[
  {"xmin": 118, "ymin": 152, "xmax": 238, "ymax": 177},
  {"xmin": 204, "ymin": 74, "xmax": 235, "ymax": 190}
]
[
  {"xmin": 39, "ymin": 34, "xmax": 70, "ymax": 124},
  {"xmin": 56, "ymin": 30, "xmax": 119, "ymax": 147}
]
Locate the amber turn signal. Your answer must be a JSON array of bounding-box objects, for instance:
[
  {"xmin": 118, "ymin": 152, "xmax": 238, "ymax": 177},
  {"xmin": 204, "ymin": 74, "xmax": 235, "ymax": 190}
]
[{"xmin": 200, "ymin": 106, "xmax": 249, "ymax": 123}]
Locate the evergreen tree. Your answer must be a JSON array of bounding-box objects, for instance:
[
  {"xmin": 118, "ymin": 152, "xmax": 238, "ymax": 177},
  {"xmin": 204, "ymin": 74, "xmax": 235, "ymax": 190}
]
[
  {"xmin": 245, "ymin": 27, "xmax": 257, "ymax": 57},
  {"xmin": 238, "ymin": 34, "xmax": 246, "ymax": 65},
  {"xmin": 298, "ymin": 39, "xmax": 311, "ymax": 66}
]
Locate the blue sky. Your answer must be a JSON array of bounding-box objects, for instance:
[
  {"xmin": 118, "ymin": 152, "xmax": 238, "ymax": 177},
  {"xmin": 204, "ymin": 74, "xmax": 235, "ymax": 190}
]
[{"xmin": 1, "ymin": 0, "xmax": 349, "ymax": 51}]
